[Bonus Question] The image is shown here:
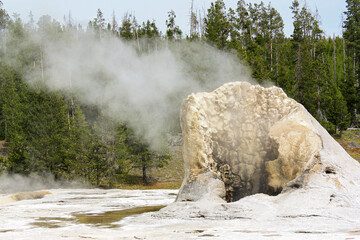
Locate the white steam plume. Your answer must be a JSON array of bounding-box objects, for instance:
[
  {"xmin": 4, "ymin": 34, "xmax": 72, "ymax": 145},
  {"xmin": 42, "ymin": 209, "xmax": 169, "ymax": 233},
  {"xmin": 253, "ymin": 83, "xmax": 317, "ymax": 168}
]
[
  {"xmin": 28, "ymin": 33, "xmax": 253, "ymax": 149},
  {"xmin": 0, "ymin": 173, "xmax": 89, "ymax": 193}
]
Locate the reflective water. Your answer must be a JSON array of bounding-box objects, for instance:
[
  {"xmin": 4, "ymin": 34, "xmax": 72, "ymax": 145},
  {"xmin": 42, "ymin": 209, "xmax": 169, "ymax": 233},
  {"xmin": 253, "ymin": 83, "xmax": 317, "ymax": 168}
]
[
  {"xmin": 73, "ymin": 205, "xmax": 165, "ymax": 228},
  {"xmin": 30, "ymin": 205, "xmax": 165, "ymax": 229}
]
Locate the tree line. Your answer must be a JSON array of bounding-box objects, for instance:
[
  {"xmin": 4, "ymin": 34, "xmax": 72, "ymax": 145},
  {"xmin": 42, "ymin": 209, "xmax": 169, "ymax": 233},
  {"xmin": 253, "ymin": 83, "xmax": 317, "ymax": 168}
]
[
  {"xmin": 201, "ymin": 0, "xmax": 359, "ymax": 133},
  {"xmin": 0, "ymin": 0, "xmax": 359, "ymax": 185}
]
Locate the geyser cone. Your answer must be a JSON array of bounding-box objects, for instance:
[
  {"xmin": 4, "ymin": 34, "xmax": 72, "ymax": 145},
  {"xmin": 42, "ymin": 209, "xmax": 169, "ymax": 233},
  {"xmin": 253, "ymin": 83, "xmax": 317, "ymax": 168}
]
[{"xmin": 176, "ymin": 82, "xmax": 360, "ymax": 203}]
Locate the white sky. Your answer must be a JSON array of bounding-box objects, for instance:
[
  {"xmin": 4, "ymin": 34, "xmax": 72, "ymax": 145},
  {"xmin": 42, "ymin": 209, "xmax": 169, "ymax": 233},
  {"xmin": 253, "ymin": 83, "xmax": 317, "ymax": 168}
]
[{"xmin": 1, "ymin": 0, "xmax": 347, "ymax": 37}]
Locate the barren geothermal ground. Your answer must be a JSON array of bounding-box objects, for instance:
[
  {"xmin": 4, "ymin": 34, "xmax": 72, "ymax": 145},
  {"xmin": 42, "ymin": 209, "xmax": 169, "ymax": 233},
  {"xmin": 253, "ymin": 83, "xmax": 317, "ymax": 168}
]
[
  {"xmin": 0, "ymin": 188, "xmax": 359, "ymax": 239},
  {"xmin": 0, "ymin": 189, "xmax": 177, "ymax": 239},
  {"xmin": 1, "ymin": 84, "xmax": 360, "ymax": 240}
]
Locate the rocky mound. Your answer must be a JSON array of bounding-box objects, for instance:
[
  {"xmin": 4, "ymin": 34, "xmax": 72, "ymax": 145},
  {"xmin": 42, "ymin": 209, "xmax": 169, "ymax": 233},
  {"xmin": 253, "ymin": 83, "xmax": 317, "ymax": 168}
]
[{"xmin": 175, "ymin": 82, "xmax": 360, "ymax": 206}]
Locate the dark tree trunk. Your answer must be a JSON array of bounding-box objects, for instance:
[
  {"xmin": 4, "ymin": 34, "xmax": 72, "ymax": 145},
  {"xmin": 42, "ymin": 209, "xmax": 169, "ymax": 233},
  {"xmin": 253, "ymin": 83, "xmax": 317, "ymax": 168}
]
[{"xmin": 142, "ymin": 165, "xmax": 148, "ymax": 185}]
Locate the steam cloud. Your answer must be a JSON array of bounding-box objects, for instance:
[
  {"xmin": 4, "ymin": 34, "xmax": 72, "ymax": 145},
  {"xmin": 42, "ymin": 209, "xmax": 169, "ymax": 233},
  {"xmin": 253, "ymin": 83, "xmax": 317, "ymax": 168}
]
[
  {"xmin": 0, "ymin": 173, "xmax": 89, "ymax": 193},
  {"xmin": 27, "ymin": 33, "xmax": 253, "ymax": 149}
]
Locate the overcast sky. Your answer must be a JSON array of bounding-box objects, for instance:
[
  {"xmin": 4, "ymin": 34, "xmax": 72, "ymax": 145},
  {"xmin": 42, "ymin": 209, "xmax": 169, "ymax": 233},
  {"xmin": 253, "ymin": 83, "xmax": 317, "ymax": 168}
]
[{"xmin": 1, "ymin": 0, "xmax": 347, "ymax": 37}]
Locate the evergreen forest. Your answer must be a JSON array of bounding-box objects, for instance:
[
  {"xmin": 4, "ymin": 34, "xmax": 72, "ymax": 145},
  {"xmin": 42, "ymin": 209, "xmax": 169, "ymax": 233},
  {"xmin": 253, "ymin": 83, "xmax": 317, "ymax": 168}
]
[{"xmin": 0, "ymin": 0, "xmax": 359, "ymax": 186}]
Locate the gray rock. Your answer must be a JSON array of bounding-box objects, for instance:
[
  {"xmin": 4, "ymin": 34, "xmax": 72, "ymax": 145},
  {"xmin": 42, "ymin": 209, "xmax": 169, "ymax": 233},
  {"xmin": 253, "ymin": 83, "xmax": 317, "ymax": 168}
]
[{"xmin": 348, "ymin": 141, "xmax": 360, "ymax": 148}]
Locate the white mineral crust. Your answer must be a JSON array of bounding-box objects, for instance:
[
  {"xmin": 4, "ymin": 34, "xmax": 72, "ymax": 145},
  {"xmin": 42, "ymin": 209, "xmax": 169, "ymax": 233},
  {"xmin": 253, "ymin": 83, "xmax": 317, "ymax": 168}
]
[{"xmin": 176, "ymin": 81, "xmax": 360, "ymax": 205}]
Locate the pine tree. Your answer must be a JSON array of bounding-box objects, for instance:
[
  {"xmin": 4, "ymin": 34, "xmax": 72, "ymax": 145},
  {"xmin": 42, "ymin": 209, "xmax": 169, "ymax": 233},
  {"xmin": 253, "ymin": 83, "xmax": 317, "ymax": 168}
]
[
  {"xmin": 110, "ymin": 10, "xmax": 118, "ymax": 36},
  {"xmin": 166, "ymin": 10, "xmax": 182, "ymax": 41},
  {"xmin": 236, "ymin": 0, "xmax": 249, "ymax": 53},
  {"xmin": 91, "ymin": 9, "xmax": 106, "ymax": 39},
  {"xmin": 123, "ymin": 127, "xmax": 169, "ymax": 185},
  {"xmin": 344, "ymin": 0, "xmax": 360, "ymax": 125},
  {"xmin": 227, "ymin": 8, "xmax": 240, "ymax": 50},
  {"xmin": 88, "ymin": 135, "xmax": 109, "ymax": 185},
  {"xmin": 120, "ymin": 13, "xmax": 134, "ymax": 40},
  {"xmin": 344, "ymin": 0, "xmax": 360, "ymax": 61},
  {"xmin": 138, "ymin": 20, "xmax": 160, "ymax": 53},
  {"xmin": 204, "ymin": 0, "xmax": 230, "ymax": 49},
  {"xmin": 0, "ymin": 1, "xmax": 8, "ymax": 31},
  {"xmin": 0, "ymin": 66, "xmax": 27, "ymax": 173},
  {"xmin": 266, "ymin": 4, "xmax": 284, "ymax": 78},
  {"xmin": 64, "ymin": 106, "xmax": 93, "ymax": 181},
  {"xmin": 23, "ymin": 91, "xmax": 70, "ymax": 178},
  {"xmin": 328, "ymin": 84, "xmax": 350, "ymax": 135},
  {"xmin": 0, "ymin": 1, "xmax": 8, "ymax": 58},
  {"xmin": 37, "ymin": 15, "xmax": 62, "ymax": 41},
  {"xmin": 189, "ymin": 0, "xmax": 200, "ymax": 40},
  {"xmin": 289, "ymin": 0, "xmax": 324, "ymax": 118}
]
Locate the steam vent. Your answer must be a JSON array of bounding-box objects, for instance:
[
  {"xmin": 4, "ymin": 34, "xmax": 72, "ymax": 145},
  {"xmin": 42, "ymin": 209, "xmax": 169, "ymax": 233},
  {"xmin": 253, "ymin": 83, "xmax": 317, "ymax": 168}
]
[{"xmin": 176, "ymin": 82, "xmax": 360, "ymax": 203}]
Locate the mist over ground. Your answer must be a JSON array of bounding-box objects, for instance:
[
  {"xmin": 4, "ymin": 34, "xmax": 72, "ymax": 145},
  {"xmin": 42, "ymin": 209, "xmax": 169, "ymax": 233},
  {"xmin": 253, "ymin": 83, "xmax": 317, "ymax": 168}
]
[
  {"xmin": 26, "ymin": 32, "xmax": 253, "ymax": 149},
  {"xmin": 0, "ymin": 173, "xmax": 89, "ymax": 193}
]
